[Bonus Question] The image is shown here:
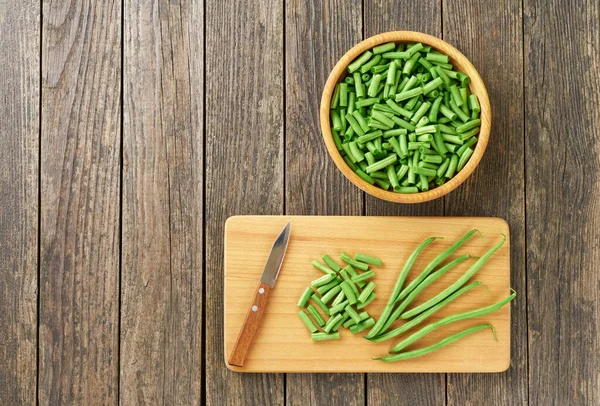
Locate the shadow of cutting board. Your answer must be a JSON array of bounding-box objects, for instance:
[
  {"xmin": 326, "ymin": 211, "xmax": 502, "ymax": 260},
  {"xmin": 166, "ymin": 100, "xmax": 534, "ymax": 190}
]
[{"xmin": 224, "ymin": 216, "xmax": 511, "ymax": 373}]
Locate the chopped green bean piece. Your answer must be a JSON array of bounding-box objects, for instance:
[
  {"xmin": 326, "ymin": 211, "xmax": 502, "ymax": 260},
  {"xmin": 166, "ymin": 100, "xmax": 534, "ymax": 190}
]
[
  {"xmin": 298, "ymin": 310, "xmax": 319, "ymax": 333},
  {"xmin": 348, "ymin": 51, "xmax": 373, "ymax": 73},
  {"xmin": 311, "ymin": 332, "xmax": 340, "ymax": 341},
  {"xmin": 339, "ymin": 281, "xmax": 358, "ymax": 305},
  {"xmin": 340, "ymin": 253, "xmax": 369, "ymax": 271},
  {"xmin": 316, "ymin": 277, "xmax": 342, "ymax": 295},
  {"xmin": 359, "ymin": 55, "xmax": 382, "ymax": 74},
  {"xmin": 345, "ymin": 305, "xmax": 362, "ymax": 324},
  {"xmin": 350, "ymin": 317, "xmax": 376, "ymax": 334},
  {"xmin": 322, "ymin": 254, "xmax": 341, "ymax": 272},
  {"xmin": 354, "ymin": 253, "xmax": 382, "ymax": 266},
  {"xmin": 457, "ymin": 147, "xmax": 474, "ymax": 171},
  {"xmin": 311, "ymin": 273, "xmax": 336, "ymax": 288},
  {"xmin": 298, "ymin": 287, "xmax": 314, "ymax": 308},
  {"xmin": 356, "ymin": 292, "xmax": 376, "ymax": 309},
  {"xmin": 323, "ymin": 313, "xmax": 344, "ymax": 333},
  {"xmin": 311, "ymin": 294, "xmax": 330, "ymax": 316},
  {"xmin": 331, "ymin": 290, "xmax": 346, "ymax": 307},
  {"xmin": 351, "ymin": 269, "xmax": 375, "ymax": 283},
  {"xmin": 306, "ymin": 304, "xmax": 326, "ymax": 327},
  {"xmin": 332, "ymin": 313, "xmax": 350, "ymax": 332},
  {"xmin": 321, "ymin": 285, "xmax": 342, "ymax": 304},
  {"xmin": 358, "ymin": 281, "xmax": 376, "ymax": 303},
  {"xmin": 312, "ymin": 260, "xmax": 335, "ymax": 274},
  {"xmin": 329, "ymin": 300, "xmax": 349, "ymax": 316}
]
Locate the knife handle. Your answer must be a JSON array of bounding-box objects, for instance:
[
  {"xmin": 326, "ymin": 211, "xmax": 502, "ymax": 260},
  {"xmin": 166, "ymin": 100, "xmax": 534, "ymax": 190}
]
[{"xmin": 228, "ymin": 282, "xmax": 272, "ymax": 367}]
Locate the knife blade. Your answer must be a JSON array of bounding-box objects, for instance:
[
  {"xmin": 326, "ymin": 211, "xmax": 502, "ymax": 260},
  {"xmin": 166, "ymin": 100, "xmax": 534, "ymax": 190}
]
[
  {"xmin": 228, "ymin": 222, "xmax": 291, "ymax": 367},
  {"xmin": 260, "ymin": 222, "xmax": 291, "ymax": 287}
]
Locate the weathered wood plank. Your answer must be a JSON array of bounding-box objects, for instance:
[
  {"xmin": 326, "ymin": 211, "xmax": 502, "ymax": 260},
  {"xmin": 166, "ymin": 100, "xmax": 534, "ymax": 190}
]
[
  {"xmin": 39, "ymin": 1, "xmax": 121, "ymax": 404},
  {"xmin": 284, "ymin": 0, "xmax": 364, "ymax": 404},
  {"xmin": 363, "ymin": 1, "xmax": 446, "ymax": 404},
  {"xmin": 524, "ymin": 0, "xmax": 600, "ymax": 404},
  {"xmin": 0, "ymin": 1, "xmax": 39, "ymax": 404},
  {"xmin": 443, "ymin": 0, "xmax": 527, "ymax": 404},
  {"xmin": 121, "ymin": 0, "xmax": 204, "ymax": 404},
  {"xmin": 205, "ymin": 0, "xmax": 285, "ymax": 404}
]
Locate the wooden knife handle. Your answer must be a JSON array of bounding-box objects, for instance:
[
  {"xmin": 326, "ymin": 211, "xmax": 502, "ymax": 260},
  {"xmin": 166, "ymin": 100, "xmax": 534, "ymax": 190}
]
[{"xmin": 228, "ymin": 282, "xmax": 272, "ymax": 367}]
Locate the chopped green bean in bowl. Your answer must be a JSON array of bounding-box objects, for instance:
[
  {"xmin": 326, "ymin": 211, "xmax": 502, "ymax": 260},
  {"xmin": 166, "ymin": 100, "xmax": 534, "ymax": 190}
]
[{"xmin": 320, "ymin": 31, "xmax": 491, "ymax": 204}]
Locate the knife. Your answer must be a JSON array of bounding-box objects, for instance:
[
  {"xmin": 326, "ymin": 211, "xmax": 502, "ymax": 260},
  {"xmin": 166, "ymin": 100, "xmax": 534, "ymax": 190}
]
[{"xmin": 228, "ymin": 222, "xmax": 291, "ymax": 367}]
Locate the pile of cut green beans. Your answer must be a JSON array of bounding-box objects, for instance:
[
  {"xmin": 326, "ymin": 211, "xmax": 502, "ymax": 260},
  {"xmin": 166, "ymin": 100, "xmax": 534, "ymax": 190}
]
[
  {"xmin": 329, "ymin": 42, "xmax": 481, "ymax": 193},
  {"xmin": 297, "ymin": 231, "xmax": 516, "ymax": 362},
  {"xmin": 297, "ymin": 252, "xmax": 383, "ymax": 340}
]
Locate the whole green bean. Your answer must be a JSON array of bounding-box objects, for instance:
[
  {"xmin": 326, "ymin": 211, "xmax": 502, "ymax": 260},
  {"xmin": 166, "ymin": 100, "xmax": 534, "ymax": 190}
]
[
  {"xmin": 378, "ymin": 254, "xmax": 473, "ymax": 335},
  {"xmin": 401, "ymin": 234, "xmax": 507, "ymax": 319},
  {"xmin": 370, "ymin": 281, "xmax": 484, "ymax": 342},
  {"xmin": 374, "ymin": 324, "xmax": 496, "ymax": 361},
  {"xmin": 391, "ymin": 290, "xmax": 515, "ymax": 352},
  {"xmin": 394, "ymin": 229, "xmax": 480, "ymax": 303},
  {"xmin": 365, "ymin": 236, "xmax": 441, "ymax": 339}
]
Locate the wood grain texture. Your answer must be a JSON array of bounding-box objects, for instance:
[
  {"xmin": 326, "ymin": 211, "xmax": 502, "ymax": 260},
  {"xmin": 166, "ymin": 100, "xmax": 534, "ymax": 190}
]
[
  {"xmin": 524, "ymin": 0, "xmax": 600, "ymax": 404},
  {"xmin": 39, "ymin": 1, "xmax": 121, "ymax": 404},
  {"xmin": 442, "ymin": 0, "xmax": 528, "ymax": 405},
  {"xmin": 284, "ymin": 0, "xmax": 364, "ymax": 404},
  {"xmin": 363, "ymin": 1, "xmax": 447, "ymax": 404},
  {"xmin": 0, "ymin": 1, "xmax": 39, "ymax": 404},
  {"xmin": 205, "ymin": 0, "xmax": 284, "ymax": 404},
  {"xmin": 121, "ymin": 0, "xmax": 204, "ymax": 404},
  {"xmin": 225, "ymin": 216, "xmax": 511, "ymax": 373}
]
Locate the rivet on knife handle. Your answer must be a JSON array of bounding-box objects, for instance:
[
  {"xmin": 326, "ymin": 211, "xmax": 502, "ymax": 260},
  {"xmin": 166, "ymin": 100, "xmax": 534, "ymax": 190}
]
[{"xmin": 228, "ymin": 282, "xmax": 272, "ymax": 367}]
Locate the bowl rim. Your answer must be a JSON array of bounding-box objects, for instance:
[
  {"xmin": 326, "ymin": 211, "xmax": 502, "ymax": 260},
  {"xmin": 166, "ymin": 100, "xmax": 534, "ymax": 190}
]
[{"xmin": 320, "ymin": 31, "xmax": 492, "ymax": 203}]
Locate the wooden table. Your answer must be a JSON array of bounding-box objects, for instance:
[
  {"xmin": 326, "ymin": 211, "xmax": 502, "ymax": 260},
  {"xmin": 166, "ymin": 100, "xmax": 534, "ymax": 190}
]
[{"xmin": 1, "ymin": 0, "xmax": 598, "ymax": 405}]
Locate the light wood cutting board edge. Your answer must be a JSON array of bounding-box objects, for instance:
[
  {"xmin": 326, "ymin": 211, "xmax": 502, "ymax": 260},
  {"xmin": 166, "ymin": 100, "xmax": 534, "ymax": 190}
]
[{"xmin": 224, "ymin": 215, "xmax": 511, "ymax": 373}]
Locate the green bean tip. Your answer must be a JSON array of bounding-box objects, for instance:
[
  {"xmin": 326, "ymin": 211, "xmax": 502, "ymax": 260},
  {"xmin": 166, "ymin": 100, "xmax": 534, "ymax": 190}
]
[
  {"xmin": 479, "ymin": 281, "xmax": 492, "ymax": 295},
  {"xmin": 490, "ymin": 324, "xmax": 498, "ymax": 342}
]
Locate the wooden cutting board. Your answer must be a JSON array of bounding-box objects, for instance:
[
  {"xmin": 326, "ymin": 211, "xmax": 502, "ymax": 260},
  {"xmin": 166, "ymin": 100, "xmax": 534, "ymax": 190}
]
[{"xmin": 224, "ymin": 216, "xmax": 511, "ymax": 373}]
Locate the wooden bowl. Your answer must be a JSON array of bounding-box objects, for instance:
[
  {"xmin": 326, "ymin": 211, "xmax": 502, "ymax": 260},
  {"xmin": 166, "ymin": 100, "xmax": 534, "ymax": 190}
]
[{"xmin": 320, "ymin": 31, "xmax": 491, "ymax": 203}]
